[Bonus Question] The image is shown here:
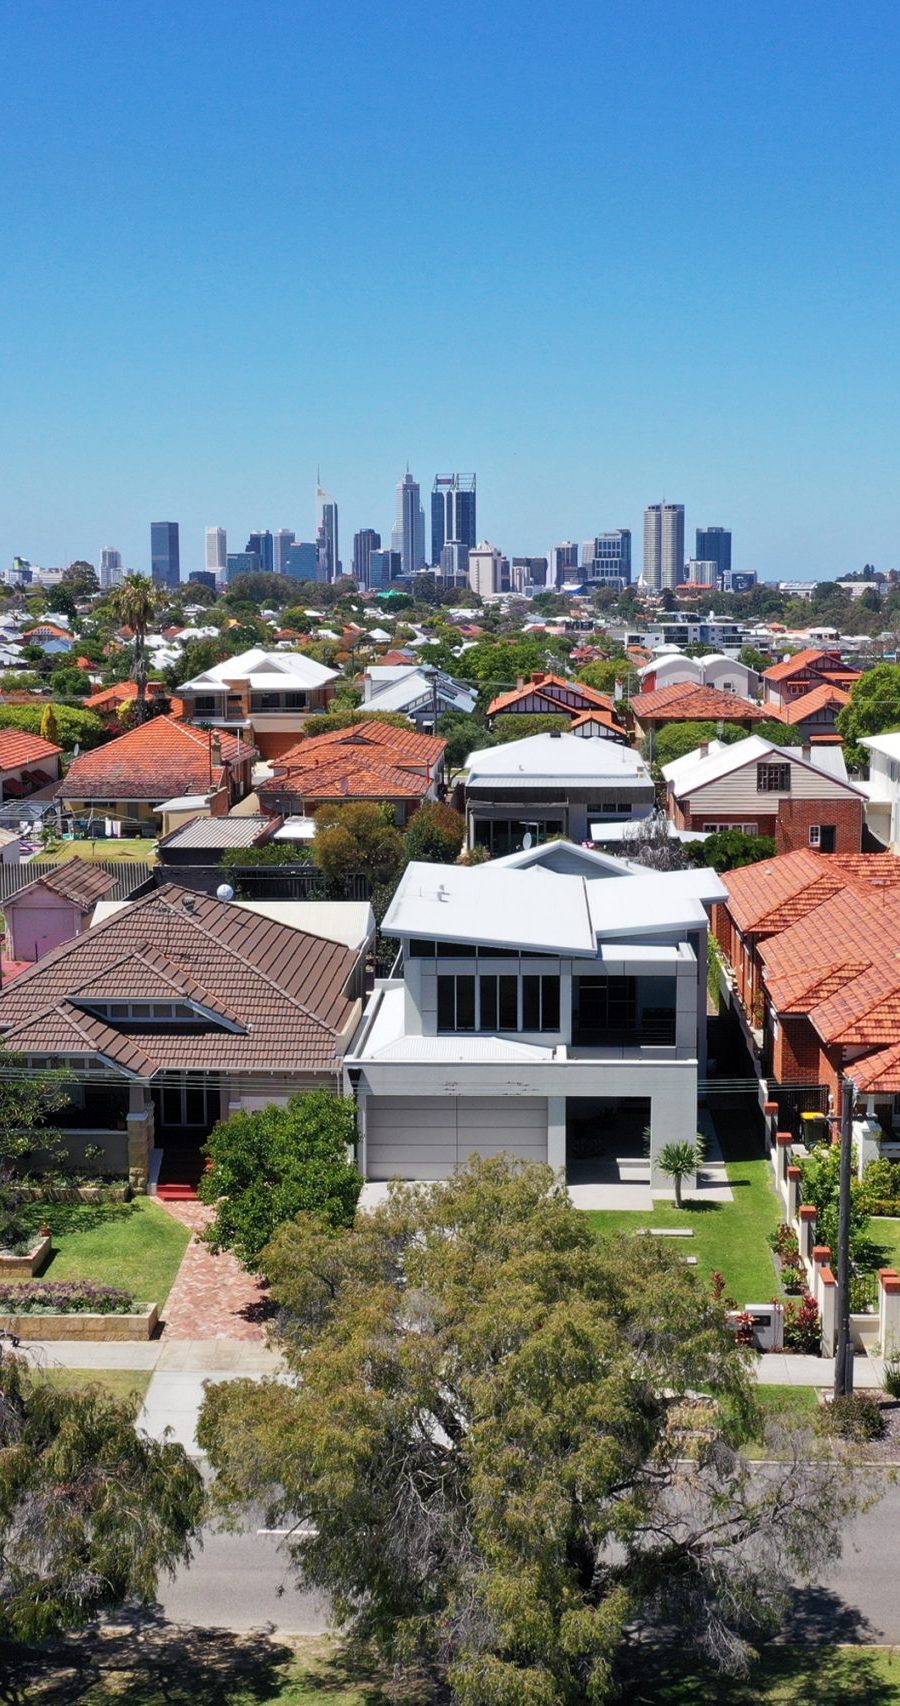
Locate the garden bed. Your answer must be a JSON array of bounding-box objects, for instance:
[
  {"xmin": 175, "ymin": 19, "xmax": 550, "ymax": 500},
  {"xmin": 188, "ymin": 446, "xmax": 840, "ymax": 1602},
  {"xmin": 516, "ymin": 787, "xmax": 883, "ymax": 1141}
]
[
  {"xmin": 0, "ymin": 1234, "xmax": 51, "ymax": 1277},
  {"xmin": 0, "ymin": 1302, "xmax": 158, "ymax": 1340},
  {"xmin": 17, "ymin": 1183, "xmax": 131, "ymax": 1204}
]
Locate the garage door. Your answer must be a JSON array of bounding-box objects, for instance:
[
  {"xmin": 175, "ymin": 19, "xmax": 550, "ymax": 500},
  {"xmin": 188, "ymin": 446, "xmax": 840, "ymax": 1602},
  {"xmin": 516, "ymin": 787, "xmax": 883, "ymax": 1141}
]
[{"xmin": 364, "ymin": 1095, "xmax": 548, "ymax": 1181}]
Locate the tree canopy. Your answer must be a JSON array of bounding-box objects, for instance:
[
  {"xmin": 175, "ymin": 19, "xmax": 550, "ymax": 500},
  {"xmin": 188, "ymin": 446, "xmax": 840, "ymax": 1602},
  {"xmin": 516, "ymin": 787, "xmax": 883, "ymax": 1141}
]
[
  {"xmin": 313, "ymin": 801, "xmax": 405, "ymax": 884},
  {"xmin": 0, "ymin": 1352, "xmax": 203, "ymax": 1642},
  {"xmin": 836, "ymin": 663, "xmax": 900, "ymax": 768},
  {"xmin": 403, "ymin": 801, "xmax": 466, "ymax": 863},
  {"xmin": 684, "ymin": 828, "xmax": 779, "ymax": 872},
  {"xmin": 198, "ymin": 1089, "xmax": 361, "ymax": 1270},
  {"xmin": 198, "ymin": 1158, "xmax": 859, "ymax": 1702}
]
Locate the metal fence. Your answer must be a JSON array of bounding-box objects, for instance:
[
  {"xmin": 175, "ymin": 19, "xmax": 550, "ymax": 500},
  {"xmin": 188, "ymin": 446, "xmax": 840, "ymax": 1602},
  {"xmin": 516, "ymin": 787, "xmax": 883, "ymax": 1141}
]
[
  {"xmin": 767, "ymin": 1083, "xmax": 830, "ymax": 1139},
  {"xmin": 0, "ymin": 859, "xmax": 155, "ymax": 903},
  {"xmin": 153, "ymin": 863, "xmax": 372, "ymax": 901}
]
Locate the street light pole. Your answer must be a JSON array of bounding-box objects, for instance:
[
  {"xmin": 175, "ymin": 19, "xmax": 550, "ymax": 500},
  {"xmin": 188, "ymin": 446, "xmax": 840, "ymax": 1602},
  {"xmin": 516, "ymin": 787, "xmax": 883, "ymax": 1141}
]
[{"xmin": 834, "ymin": 1074, "xmax": 855, "ymax": 1400}]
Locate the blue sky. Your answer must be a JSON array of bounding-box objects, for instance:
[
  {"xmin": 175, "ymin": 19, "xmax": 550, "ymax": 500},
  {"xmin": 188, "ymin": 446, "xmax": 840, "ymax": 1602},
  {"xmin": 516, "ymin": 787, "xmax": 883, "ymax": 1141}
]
[{"xmin": 2, "ymin": 0, "xmax": 899, "ymax": 581}]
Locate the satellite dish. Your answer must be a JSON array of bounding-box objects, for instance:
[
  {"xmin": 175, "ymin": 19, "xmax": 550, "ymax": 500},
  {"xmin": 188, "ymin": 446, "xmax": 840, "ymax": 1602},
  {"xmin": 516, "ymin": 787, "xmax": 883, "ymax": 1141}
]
[
  {"xmin": 216, "ymin": 883, "xmax": 235, "ymax": 902},
  {"xmin": 522, "ymin": 832, "xmax": 533, "ymax": 849}
]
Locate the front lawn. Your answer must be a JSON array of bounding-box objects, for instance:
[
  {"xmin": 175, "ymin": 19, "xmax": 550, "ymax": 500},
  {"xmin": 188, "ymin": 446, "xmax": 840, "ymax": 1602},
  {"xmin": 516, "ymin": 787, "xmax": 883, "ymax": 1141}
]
[
  {"xmin": 26, "ymin": 1366, "xmax": 152, "ymax": 1416},
  {"xmin": 586, "ymin": 1156, "xmax": 782, "ymax": 1305},
  {"xmin": 46, "ymin": 837, "xmax": 158, "ymax": 863},
  {"xmin": 18, "ymin": 1197, "xmax": 189, "ymax": 1307},
  {"xmin": 868, "ymin": 1215, "xmax": 900, "ymax": 1271}
]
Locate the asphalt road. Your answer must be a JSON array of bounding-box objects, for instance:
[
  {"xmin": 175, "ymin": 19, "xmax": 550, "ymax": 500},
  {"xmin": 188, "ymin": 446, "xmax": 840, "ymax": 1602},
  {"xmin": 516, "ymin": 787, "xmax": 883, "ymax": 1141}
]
[{"xmin": 156, "ymin": 1474, "xmax": 900, "ymax": 1641}]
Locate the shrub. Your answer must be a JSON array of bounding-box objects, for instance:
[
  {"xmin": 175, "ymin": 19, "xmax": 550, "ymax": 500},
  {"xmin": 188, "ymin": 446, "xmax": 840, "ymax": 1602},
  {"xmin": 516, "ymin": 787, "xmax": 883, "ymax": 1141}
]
[
  {"xmin": 768, "ymin": 1222, "xmax": 800, "ymax": 1261},
  {"xmin": 0, "ymin": 1281, "xmax": 135, "ymax": 1314},
  {"xmin": 782, "ymin": 1292, "xmax": 821, "ymax": 1353},
  {"xmin": 860, "ymin": 1156, "xmax": 900, "ymax": 1212},
  {"xmin": 862, "ymin": 1199, "xmax": 900, "ymax": 1219},
  {"xmin": 780, "ymin": 1265, "xmax": 806, "ymax": 1294},
  {"xmin": 403, "ymin": 801, "xmax": 466, "ymax": 863},
  {"xmin": 883, "ymin": 1356, "xmax": 900, "ymax": 1400},
  {"xmin": 817, "ymin": 1393, "xmax": 886, "ymax": 1441},
  {"xmin": 0, "ymin": 703, "xmax": 104, "ymax": 751}
]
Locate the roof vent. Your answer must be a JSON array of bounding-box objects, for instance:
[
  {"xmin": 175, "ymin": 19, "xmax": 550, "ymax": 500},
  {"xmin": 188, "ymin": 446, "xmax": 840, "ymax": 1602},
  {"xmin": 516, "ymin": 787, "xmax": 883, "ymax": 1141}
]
[
  {"xmin": 436, "ymin": 883, "xmax": 449, "ymax": 902},
  {"xmin": 549, "ymin": 729, "xmax": 562, "ymax": 739}
]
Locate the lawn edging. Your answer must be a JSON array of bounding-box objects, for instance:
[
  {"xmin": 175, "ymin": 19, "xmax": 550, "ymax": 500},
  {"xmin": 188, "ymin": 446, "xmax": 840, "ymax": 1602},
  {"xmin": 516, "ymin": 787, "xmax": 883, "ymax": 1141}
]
[{"xmin": 0, "ymin": 1234, "xmax": 52, "ymax": 1277}]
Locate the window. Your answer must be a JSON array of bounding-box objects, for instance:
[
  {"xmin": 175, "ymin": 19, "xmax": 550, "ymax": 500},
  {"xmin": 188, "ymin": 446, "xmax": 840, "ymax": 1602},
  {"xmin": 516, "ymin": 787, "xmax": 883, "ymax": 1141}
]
[
  {"xmin": 809, "ymin": 824, "xmax": 836, "ymax": 852},
  {"xmin": 479, "ymin": 974, "xmax": 518, "ymax": 1030},
  {"xmin": 702, "ymin": 822, "xmax": 758, "ymax": 834},
  {"xmin": 193, "ymin": 695, "xmax": 219, "ymax": 715},
  {"xmin": 521, "ymin": 975, "xmax": 561, "ymax": 1032},
  {"xmin": 756, "ymin": 763, "xmax": 791, "ymax": 793},
  {"xmin": 437, "ymin": 975, "xmax": 475, "ymax": 1031}
]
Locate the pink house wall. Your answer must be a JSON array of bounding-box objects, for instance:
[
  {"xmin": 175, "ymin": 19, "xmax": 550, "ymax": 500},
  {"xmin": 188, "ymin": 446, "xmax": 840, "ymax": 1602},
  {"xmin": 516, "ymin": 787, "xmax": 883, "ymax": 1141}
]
[{"xmin": 6, "ymin": 888, "xmax": 87, "ymax": 962}]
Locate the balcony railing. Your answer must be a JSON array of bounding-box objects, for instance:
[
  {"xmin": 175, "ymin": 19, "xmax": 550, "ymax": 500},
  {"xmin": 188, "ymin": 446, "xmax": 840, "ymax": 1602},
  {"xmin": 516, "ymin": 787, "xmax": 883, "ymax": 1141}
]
[{"xmin": 572, "ymin": 1017, "xmax": 677, "ymax": 1049}]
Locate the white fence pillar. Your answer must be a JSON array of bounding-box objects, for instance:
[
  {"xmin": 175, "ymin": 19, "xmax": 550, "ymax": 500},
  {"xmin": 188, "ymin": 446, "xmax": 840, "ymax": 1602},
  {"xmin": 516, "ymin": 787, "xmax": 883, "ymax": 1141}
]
[{"xmin": 880, "ymin": 1268, "xmax": 900, "ymax": 1358}]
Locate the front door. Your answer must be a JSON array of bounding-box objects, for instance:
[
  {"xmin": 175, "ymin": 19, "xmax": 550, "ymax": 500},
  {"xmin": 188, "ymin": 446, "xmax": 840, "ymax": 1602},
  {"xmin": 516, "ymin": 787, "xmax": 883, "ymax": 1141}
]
[{"xmin": 155, "ymin": 1080, "xmax": 219, "ymax": 1134}]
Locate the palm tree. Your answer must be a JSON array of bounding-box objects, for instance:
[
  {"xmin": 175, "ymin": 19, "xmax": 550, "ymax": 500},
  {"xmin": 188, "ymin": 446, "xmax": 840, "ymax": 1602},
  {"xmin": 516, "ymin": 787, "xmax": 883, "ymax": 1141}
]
[
  {"xmin": 108, "ymin": 575, "xmax": 159, "ymax": 723},
  {"xmin": 657, "ymin": 1139, "xmax": 703, "ymax": 1209}
]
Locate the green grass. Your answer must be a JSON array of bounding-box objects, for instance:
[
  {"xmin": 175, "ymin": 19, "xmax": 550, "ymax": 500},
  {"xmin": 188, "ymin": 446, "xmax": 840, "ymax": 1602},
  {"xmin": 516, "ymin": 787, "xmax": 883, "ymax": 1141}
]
[
  {"xmin": 14, "ymin": 1638, "xmax": 900, "ymax": 1705},
  {"xmin": 586, "ymin": 1156, "xmax": 783, "ymax": 1304},
  {"xmin": 16, "ymin": 1196, "xmax": 189, "ymax": 1306},
  {"xmin": 26, "ymin": 1366, "xmax": 152, "ymax": 1415},
  {"xmin": 868, "ymin": 1215, "xmax": 900, "ymax": 1271},
  {"xmin": 48, "ymin": 836, "xmax": 158, "ymax": 862}
]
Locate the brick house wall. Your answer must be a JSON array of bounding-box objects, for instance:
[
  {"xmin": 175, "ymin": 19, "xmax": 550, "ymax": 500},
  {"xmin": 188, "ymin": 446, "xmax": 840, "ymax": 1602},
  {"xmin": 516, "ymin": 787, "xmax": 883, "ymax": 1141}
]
[
  {"xmin": 775, "ymin": 796, "xmax": 863, "ymax": 855},
  {"xmin": 771, "ymin": 1014, "xmax": 822, "ymax": 1085}
]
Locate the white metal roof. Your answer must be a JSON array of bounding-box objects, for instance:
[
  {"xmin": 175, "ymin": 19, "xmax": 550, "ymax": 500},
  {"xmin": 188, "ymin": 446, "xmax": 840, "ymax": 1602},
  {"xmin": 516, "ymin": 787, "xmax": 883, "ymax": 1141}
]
[
  {"xmin": 179, "ymin": 646, "xmax": 337, "ymax": 692},
  {"xmin": 383, "ymin": 860, "xmax": 597, "ymax": 955},
  {"xmin": 272, "ymin": 816, "xmax": 317, "ymax": 841},
  {"xmin": 465, "ymin": 732, "xmax": 650, "ymax": 786},
  {"xmin": 862, "ymin": 733, "xmax": 900, "ymax": 761}
]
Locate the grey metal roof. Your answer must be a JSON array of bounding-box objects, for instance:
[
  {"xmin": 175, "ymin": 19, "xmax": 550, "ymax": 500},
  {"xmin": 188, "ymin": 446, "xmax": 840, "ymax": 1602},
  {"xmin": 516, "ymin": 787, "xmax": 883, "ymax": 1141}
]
[{"xmin": 161, "ymin": 815, "xmax": 272, "ymax": 850}]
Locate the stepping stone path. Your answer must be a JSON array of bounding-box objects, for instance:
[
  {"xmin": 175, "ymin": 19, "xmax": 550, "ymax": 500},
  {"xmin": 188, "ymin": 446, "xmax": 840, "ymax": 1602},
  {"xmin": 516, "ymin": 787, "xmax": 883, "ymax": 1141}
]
[{"xmin": 158, "ymin": 1201, "xmax": 270, "ymax": 1342}]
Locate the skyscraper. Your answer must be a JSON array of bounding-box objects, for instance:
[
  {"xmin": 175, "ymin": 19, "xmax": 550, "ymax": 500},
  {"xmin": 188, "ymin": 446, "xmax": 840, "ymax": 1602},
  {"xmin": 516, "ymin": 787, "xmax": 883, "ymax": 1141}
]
[
  {"xmin": 352, "ymin": 529, "xmax": 381, "ymax": 587},
  {"xmin": 468, "ymin": 542, "xmax": 503, "ymax": 598},
  {"xmin": 368, "ymin": 548, "xmax": 402, "ymax": 590},
  {"xmin": 588, "ymin": 531, "xmax": 632, "ymax": 586},
  {"xmin": 316, "ymin": 482, "xmax": 339, "ymax": 580},
  {"xmin": 99, "ymin": 547, "xmax": 123, "ymax": 590},
  {"xmin": 695, "ymin": 526, "xmax": 732, "ymax": 579},
  {"xmin": 246, "ymin": 531, "xmax": 274, "ymax": 574},
  {"xmin": 282, "ymin": 541, "xmax": 321, "ymax": 581},
  {"xmin": 392, "ymin": 471, "xmax": 426, "ymax": 575},
  {"xmin": 685, "ymin": 559, "xmax": 719, "ymax": 587},
  {"xmin": 273, "ymin": 529, "xmax": 295, "ymax": 574},
  {"xmin": 643, "ymin": 504, "xmax": 684, "ymax": 591},
  {"xmin": 150, "ymin": 522, "xmax": 180, "ymax": 589},
  {"xmin": 431, "ymin": 473, "xmax": 476, "ymax": 566},
  {"xmin": 550, "ymin": 543, "xmax": 580, "ymax": 586},
  {"xmin": 226, "ymin": 551, "xmax": 261, "ymax": 583},
  {"xmin": 205, "ymin": 526, "xmax": 227, "ymax": 575}
]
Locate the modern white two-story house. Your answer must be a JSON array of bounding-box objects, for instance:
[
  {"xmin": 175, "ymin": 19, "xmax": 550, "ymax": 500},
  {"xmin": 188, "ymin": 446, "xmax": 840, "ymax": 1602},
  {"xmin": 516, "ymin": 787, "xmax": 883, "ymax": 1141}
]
[
  {"xmin": 463, "ymin": 731, "xmax": 655, "ymax": 854},
  {"xmin": 345, "ymin": 841, "xmax": 726, "ymax": 1184}
]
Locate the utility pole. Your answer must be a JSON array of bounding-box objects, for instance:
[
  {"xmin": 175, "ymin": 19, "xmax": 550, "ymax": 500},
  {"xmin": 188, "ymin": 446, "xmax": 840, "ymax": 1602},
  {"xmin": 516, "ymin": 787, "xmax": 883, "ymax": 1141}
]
[{"xmin": 833, "ymin": 1074, "xmax": 855, "ymax": 1400}]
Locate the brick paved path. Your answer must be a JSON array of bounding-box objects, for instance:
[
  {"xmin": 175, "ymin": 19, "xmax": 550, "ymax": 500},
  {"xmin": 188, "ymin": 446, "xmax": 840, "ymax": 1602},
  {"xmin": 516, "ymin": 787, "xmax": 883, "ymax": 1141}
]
[{"xmin": 158, "ymin": 1200, "xmax": 271, "ymax": 1341}]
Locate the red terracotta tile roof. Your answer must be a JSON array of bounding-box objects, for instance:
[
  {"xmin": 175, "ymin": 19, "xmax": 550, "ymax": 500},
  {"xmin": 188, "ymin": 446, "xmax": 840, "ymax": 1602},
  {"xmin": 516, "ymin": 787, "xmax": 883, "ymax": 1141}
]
[
  {"xmin": 278, "ymin": 757, "xmax": 432, "ymax": 801},
  {"xmin": 723, "ymin": 849, "xmax": 900, "ymax": 937},
  {"xmin": 762, "ymin": 648, "xmax": 843, "ymax": 683},
  {"xmin": 262, "ymin": 721, "xmax": 446, "ymax": 803},
  {"xmin": 780, "ymin": 682, "xmax": 851, "ymax": 723},
  {"xmin": 378, "ymin": 650, "xmax": 418, "ymax": 665},
  {"xmin": 628, "ymin": 681, "xmax": 771, "ymax": 724},
  {"xmin": 274, "ymin": 720, "xmax": 445, "ymax": 768},
  {"xmin": 85, "ymin": 680, "xmax": 173, "ymax": 710},
  {"xmin": 847, "ymin": 1041, "xmax": 900, "ymax": 1095},
  {"xmin": 487, "ymin": 674, "xmax": 615, "ymax": 718},
  {"xmin": 0, "ymin": 883, "xmax": 360, "ymax": 1076},
  {"xmin": 59, "ymin": 716, "xmax": 255, "ymax": 802},
  {"xmin": 0, "ymin": 729, "xmax": 63, "ymax": 771}
]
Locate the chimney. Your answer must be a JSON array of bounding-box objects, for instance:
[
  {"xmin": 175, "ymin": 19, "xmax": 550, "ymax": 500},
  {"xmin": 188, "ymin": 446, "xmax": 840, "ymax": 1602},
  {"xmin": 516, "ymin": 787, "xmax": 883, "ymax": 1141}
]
[
  {"xmin": 532, "ymin": 671, "xmax": 546, "ymax": 685},
  {"xmin": 549, "ymin": 728, "xmax": 562, "ymax": 739},
  {"xmin": 802, "ymin": 743, "xmax": 811, "ymax": 762},
  {"xmin": 699, "ymin": 742, "xmax": 709, "ymax": 757},
  {"xmin": 210, "ymin": 736, "xmax": 222, "ymax": 769}
]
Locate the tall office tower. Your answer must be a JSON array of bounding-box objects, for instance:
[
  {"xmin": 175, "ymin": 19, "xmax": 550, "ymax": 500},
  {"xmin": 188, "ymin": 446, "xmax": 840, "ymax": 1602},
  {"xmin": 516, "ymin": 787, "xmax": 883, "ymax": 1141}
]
[
  {"xmin": 352, "ymin": 529, "xmax": 381, "ymax": 586},
  {"xmin": 439, "ymin": 541, "xmax": 470, "ymax": 584},
  {"xmin": 316, "ymin": 482, "xmax": 339, "ymax": 580},
  {"xmin": 431, "ymin": 473, "xmax": 476, "ymax": 565},
  {"xmin": 205, "ymin": 526, "xmax": 227, "ymax": 575},
  {"xmin": 589, "ymin": 530, "xmax": 632, "ymax": 587},
  {"xmin": 282, "ymin": 541, "xmax": 321, "ymax": 581},
  {"xmin": 643, "ymin": 504, "xmax": 684, "ymax": 591},
  {"xmin": 98, "ymin": 547, "xmax": 123, "ymax": 590},
  {"xmin": 273, "ymin": 529, "xmax": 295, "ymax": 574},
  {"xmin": 246, "ymin": 531, "xmax": 274, "ymax": 574},
  {"xmin": 581, "ymin": 540, "xmax": 596, "ymax": 566},
  {"xmin": 392, "ymin": 471, "xmax": 426, "ymax": 575},
  {"xmin": 368, "ymin": 548, "xmax": 402, "ymax": 590},
  {"xmin": 467, "ymin": 541, "xmax": 503, "ymax": 598},
  {"xmin": 550, "ymin": 542, "xmax": 580, "ymax": 586},
  {"xmin": 695, "ymin": 526, "xmax": 732, "ymax": 579},
  {"xmin": 150, "ymin": 522, "xmax": 180, "ymax": 589},
  {"xmin": 226, "ymin": 551, "xmax": 261, "ymax": 583},
  {"xmin": 513, "ymin": 556, "xmax": 549, "ymax": 588},
  {"xmin": 685, "ymin": 559, "xmax": 718, "ymax": 587}
]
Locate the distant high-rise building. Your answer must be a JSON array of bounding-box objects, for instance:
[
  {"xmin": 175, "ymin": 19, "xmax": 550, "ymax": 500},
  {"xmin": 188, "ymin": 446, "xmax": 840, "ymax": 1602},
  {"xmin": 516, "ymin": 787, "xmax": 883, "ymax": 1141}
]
[
  {"xmin": 723, "ymin": 569, "xmax": 757, "ymax": 594},
  {"xmin": 316, "ymin": 482, "xmax": 339, "ymax": 580},
  {"xmin": 588, "ymin": 531, "xmax": 632, "ymax": 587},
  {"xmin": 189, "ymin": 570, "xmax": 217, "ymax": 593},
  {"xmin": 205, "ymin": 526, "xmax": 227, "ymax": 575},
  {"xmin": 246, "ymin": 531, "xmax": 274, "ymax": 574},
  {"xmin": 643, "ymin": 504, "xmax": 684, "ymax": 591},
  {"xmin": 684, "ymin": 559, "xmax": 718, "ymax": 588},
  {"xmin": 431, "ymin": 474, "xmax": 476, "ymax": 566},
  {"xmin": 512, "ymin": 556, "xmax": 549, "ymax": 588},
  {"xmin": 150, "ymin": 522, "xmax": 180, "ymax": 589},
  {"xmin": 352, "ymin": 529, "xmax": 381, "ymax": 587},
  {"xmin": 550, "ymin": 542, "xmax": 579, "ymax": 586},
  {"xmin": 282, "ymin": 542, "xmax": 321, "ymax": 582},
  {"xmin": 368, "ymin": 548, "xmax": 402, "ymax": 590},
  {"xmin": 273, "ymin": 529, "xmax": 295, "ymax": 574},
  {"xmin": 439, "ymin": 542, "xmax": 470, "ymax": 584},
  {"xmin": 468, "ymin": 541, "xmax": 503, "ymax": 599},
  {"xmin": 99, "ymin": 547, "xmax": 123, "ymax": 590},
  {"xmin": 226, "ymin": 551, "xmax": 261, "ymax": 583},
  {"xmin": 391, "ymin": 471, "xmax": 426, "ymax": 575},
  {"xmin": 695, "ymin": 526, "xmax": 732, "ymax": 579}
]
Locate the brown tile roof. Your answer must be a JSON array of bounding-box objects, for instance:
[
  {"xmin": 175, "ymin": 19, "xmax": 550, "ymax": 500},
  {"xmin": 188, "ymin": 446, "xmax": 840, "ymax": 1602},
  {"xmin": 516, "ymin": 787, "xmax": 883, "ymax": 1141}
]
[
  {"xmin": 486, "ymin": 674, "xmax": 616, "ymax": 718},
  {"xmin": 59, "ymin": 716, "xmax": 255, "ymax": 802},
  {"xmin": 628, "ymin": 681, "xmax": 771, "ymax": 725},
  {"xmin": 0, "ymin": 883, "xmax": 360, "ymax": 1077},
  {"xmin": 0, "ymin": 729, "xmax": 62, "ymax": 771},
  {"xmin": 780, "ymin": 681, "xmax": 851, "ymax": 723},
  {"xmin": 11, "ymin": 857, "xmax": 118, "ymax": 910},
  {"xmin": 724, "ymin": 849, "xmax": 900, "ymax": 937}
]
